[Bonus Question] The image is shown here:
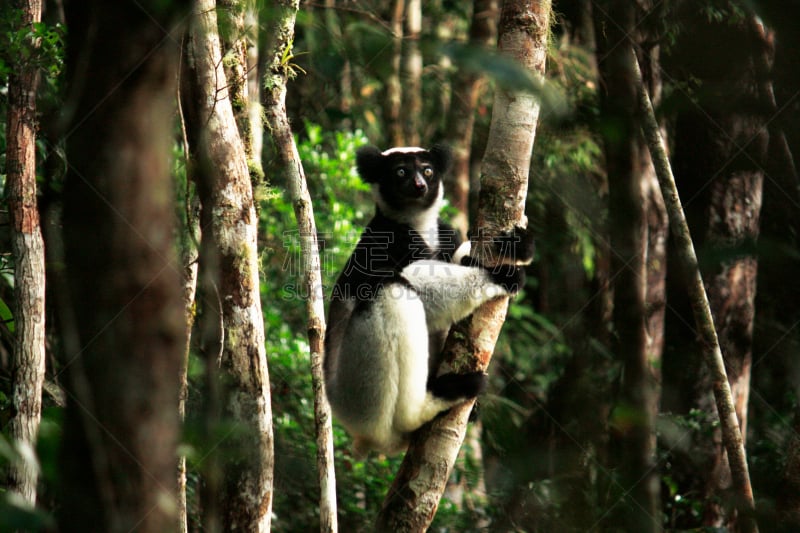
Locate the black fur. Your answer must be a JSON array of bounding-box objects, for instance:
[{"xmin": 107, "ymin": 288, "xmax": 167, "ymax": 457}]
[{"xmin": 323, "ymin": 144, "xmax": 535, "ymax": 455}]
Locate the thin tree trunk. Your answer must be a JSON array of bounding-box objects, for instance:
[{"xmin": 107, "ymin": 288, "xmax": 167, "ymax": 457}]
[
  {"xmin": 58, "ymin": 2, "xmax": 189, "ymax": 531},
  {"xmin": 247, "ymin": 5, "xmax": 263, "ymax": 169},
  {"xmin": 637, "ymin": 6, "xmax": 668, "ymax": 373},
  {"xmin": 634, "ymin": 48, "xmax": 759, "ymax": 533},
  {"xmin": 181, "ymin": 1, "xmax": 274, "ymax": 531},
  {"xmin": 385, "ymin": 0, "xmax": 404, "ymax": 146},
  {"xmin": 5, "ymin": 0, "xmax": 46, "ymax": 507},
  {"xmin": 594, "ymin": 2, "xmax": 659, "ymax": 530},
  {"xmin": 176, "ymin": 85, "xmax": 201, "ymax": 533},
  {"xmin": 401, "ymin": 0, "xmax": 422, "ymax": 146},
  {"xmin": 376, "ymin": 1, "xmax": 550, "ymax": 530},
  {"xmin": 324, "ymin": 0, "xmax": 353, "ymax": 129},
  {"xmin": 262, "ymin": 2, "xmax": 338, "ymax": 532},
  {"xmin": 443, "ymin": 0, "xmax": 498, "ymax": 239},
  {"xmin": 177, "ymin": 251, "xmax": 198, "ymax": 533},
  {"xmin": 218, "ymin": 0, "xmax": 259, "ymax": 173}
]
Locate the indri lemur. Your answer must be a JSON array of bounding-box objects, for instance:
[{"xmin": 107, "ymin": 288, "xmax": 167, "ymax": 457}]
[{"xmin": 324, "ymin": 145, "xmax": 535, "ymax": 456}]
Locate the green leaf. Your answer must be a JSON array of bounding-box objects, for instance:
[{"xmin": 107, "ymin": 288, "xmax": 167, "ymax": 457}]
[{"xmin": 0, "ymin": 296, "xmax": 14, "ymax": 333}]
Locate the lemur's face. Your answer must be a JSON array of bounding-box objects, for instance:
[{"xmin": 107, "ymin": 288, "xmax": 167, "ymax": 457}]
[
  {"xmin": 356, "ymin": 145, "xmax": 452, "ymax": 214},
  {"xmin": 384, "ymin": 152, "xmax": 441, "ymax": 208}
]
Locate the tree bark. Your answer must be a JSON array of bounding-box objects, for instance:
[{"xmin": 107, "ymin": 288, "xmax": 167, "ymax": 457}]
[
  {"xmin": 262, "ymin": 2, "xmax": 338, "ymax": 532},
  {"xmin": 593, "ymin": 2, "xmax": 659, "ymax": 530},
  {"xmin": 384, "ymin": 0, "xmax": 404, "ymax": 146},
  {"xmin": 176, "ymin": 87, "xmax": 201, "ymax": 533},
  {"xmin": 181, "ymin": 1, "xmax": 274, "ymax": 531},
  {"xmin": 5, "ymin": 0, "xmax": 46, "ymax": 507},
  {"xmin": 58, "ymin": 2, "xmax": 189, "ymax": 531},
  {"xmin": 376, "ymin": 1, "xmax": 550, "ymax": 530},
  {"xmin": 323, "ymin": 0, "xmax": 354, "ymax": 130},
  {"xmin": 218, "ymin": 0, "xmax": 263, "ymax": 181},
  {"xmin": 635, "ymin": 48, "xmax": 759, "ymax": 533},
  {"xmin": 400, "ymin": 0, "xmax": 422, "ymax": 146}
]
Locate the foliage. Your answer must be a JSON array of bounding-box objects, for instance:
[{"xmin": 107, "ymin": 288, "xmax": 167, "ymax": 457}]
[
  {"xmin": 0, "ymin": 6, "xmax": 64, "ymax": 83},
  {"xmin": 260, "ymin": 121, "xmax": 370, "ymax": 330},
  {"xmin": 261, "ymin": 123, "xmax": 408, "ymax": 531}
]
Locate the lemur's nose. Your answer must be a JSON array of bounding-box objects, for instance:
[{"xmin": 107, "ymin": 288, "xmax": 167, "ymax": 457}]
[{"xmin": 414, "ymin": 174, "xmax": 427, "ymax": 191}]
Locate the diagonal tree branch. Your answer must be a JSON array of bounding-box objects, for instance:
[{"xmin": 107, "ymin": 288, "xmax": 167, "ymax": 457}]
[{"xmin": 633, "ymin": 46, "xmax": 759, "ymax": 533}]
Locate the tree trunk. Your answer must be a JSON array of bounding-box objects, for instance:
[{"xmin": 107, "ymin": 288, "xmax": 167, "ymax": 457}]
[
  {"xmin": 58, "ymin": 2, "xmax": 189, "ymax": 531},
  {"xmin": 593, "ymin": 2, "xmax": 660, "ymax": 530},
  {"xmin": 637, "ymin": 10, "xmax": 669, "ymax": 374},
  {"xmin": 218, "ymin": 0, "xmax": 263, "ymax": 181},
  {"xmin": 400, "ymin": 0, "xmax": 422, "ymax": 146},
  {"xmin": 5, "ymin": 0, "xmax": 46, "ymax": 507},
  {"xmin": 323, "ymin": 0, "xmax": 353, "ymax": 130},
  {"xmin": 384, "ymin": 0, "xmax": 404, "ymax": 146},
  {"xmin": 181, "ymin": 1, "xmax": 274, "ymax": 531},
  {"xmin": 442, "ymin": 0, "xmax": 498, "ymax": 239},
  {"xmin": 176, "ymin": 92, "xmax": 201, "ymax": 533},
  {"xmin": 663, "ymin": 9, "xmax": 768, "ymax": 531},
  {"xmin": 376, "ymin": 1, "xmax": 550, "ymax": 530},
  {"xmin": 262, "ymin": 1, "xmax": 338, "ymax": 532}
]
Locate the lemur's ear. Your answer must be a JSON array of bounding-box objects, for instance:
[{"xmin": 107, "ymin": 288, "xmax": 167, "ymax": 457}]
[
  {"xmin": 429, "ymin": 144, "xmax": 453, "ymax": 174},
  {"xmin": 356, "ymin": 146, "xmax": 384, "ymax": 184}
]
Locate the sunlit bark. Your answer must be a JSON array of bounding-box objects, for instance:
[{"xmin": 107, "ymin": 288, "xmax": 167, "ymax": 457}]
[{"xmin": 5, "ymin": 0, "xmax": 46, "ymax": 507}]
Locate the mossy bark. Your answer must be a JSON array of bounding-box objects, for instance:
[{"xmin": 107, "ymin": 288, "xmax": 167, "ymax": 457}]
[{"xmin": 181, "ymin": 1, "xmax": 274, "ymax": 531}]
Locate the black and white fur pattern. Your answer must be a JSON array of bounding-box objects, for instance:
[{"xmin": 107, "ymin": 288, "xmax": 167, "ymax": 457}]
[{"xmin": 323, "ymin": 144, "xmax": 534, "ymax": 456}]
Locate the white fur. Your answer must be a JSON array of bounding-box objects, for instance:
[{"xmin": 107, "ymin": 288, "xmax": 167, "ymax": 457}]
[
  {"xmin": 326, "ymin": 255, "xmax": 510, "ymax": 456},
  {"xmin": 401, "ymin": 260, "xmax": 506, "ymax": 331},
  {"xmin": 381, "ymin": 146, "xmax": 426, "ymax": 156},
  {"xmin": 453, "ymin": 241, "xmax": 472, "ymax": 265},
  {"xmin": 326, "ymin": 283, "xmax": 466, "ymax": 456}
]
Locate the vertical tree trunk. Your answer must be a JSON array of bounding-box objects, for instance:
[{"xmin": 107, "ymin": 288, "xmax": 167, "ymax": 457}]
[
  {"xmin": 442, "ymin": 0, "xmax": 498, "ymax": 239},
  {"xmin": 247, "ymin": 5, "xmax": 263, "ymax": 169},
  {"xmin": 5, "ymin": 0, "xmax": 46, "ymax": 507},
  {"xmin": 637, "ymin": 6, "xmax": 669, "ymax": 373},
  {"xmin": 58, "ymin": 2, "xmax": 189, "ymax": 531},
  {"xmin": 594, "ymin": 2, "xmax": 659, "ymax": 530},
  {"xmin": 323, "ymin": 0, "xmax": 353, "ymax": 130},
  {"xmin": 376, "ymin": 2, "xmax": 550, "ymax": 530},
  {"xmin": 401, "ymin": 0, "xmax": 422, "ymax": 146},
  {"xmin": 177, "ymin": 248, "xmax": 198, "ymax": 533},
  {"xmin": 218, "ymin": 0, "xmax": 263, "ymax": 181},
  {"xmin": 261, "ymin": 2, "xmax": 338, "ymax": 532},
  {"xmin": 176, "ymin": 96, "xmax": 201, "ymax": 533},
  {"xmin": 385, "ymin": 0, "xmax": 405, "ymax": 146},
  {"xmin": 181, "ymin": 1, "xmax": 274, "ymax": 531}
]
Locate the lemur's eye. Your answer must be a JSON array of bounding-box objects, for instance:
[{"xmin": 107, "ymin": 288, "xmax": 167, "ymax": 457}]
[
  {"xmin": 396, "ymin": 168, "xmax": 406, "ymax": 178},
  {"xmin": 423, "ymin": 167, "xmax": 434, "ymax": 178}
]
